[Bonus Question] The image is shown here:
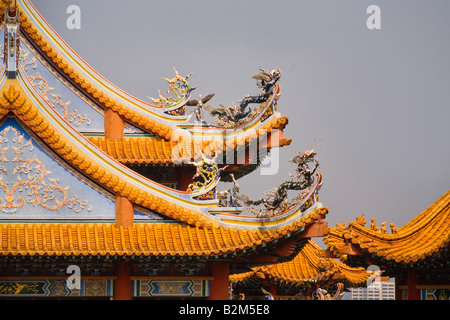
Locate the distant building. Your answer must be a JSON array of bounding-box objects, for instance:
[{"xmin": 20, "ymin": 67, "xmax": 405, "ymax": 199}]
[{"xmin": 350, "ymin": 278, "xmax": 395, "ymax": 300}]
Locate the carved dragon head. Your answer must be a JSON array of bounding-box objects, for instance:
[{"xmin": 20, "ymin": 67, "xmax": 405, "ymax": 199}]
[{"xmin": 290, "ymin": 149, "xmax": 317, "ymax": 164}]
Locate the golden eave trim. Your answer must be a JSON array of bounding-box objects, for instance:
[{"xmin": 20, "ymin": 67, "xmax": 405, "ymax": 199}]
[
  {"xmin": 230, "ymin": 240, "xmax": 369, "ymax": 286},
  {"xmin": 0, "ymin": 222, "xmax": 311, "ymax": 257},
  {"xmin": 323, "ymin": 191, "xmax": 450, "ymax": 264},
  {"xmin": 0, "ymin": 81, "xmax": 223, "ymax": 228},
  {"xmin": 86, "ymin": 119, "xmax": 291, "ymax": 165},
  {"xmin": 18, "ymin": 5, "xmax": 291, "ymax": 143}
]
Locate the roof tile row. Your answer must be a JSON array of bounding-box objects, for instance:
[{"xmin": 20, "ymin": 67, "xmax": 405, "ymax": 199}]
[
  {"xmin": 324, "ymin": 191, "xmax": 450, "ymax": 265},
  {"xmin": 230, "ymin": 240, "xmax": 369, "ymax": 286}
]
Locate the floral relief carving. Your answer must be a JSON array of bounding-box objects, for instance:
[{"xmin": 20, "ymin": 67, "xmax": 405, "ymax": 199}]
[
  {"xmin": 27, "ymin": 73, "xmax": 91, "ymax": 126},
  {"xmin": 0, "ymin": 126, "xmax": 92, "ymax": 213},
  {"xmin": 19, "ymin": 49, "xmax": 37, "ymax": 71},
  {"xmin": 19, "ymin": 48, "xmax": 91, "ymax": 126}
]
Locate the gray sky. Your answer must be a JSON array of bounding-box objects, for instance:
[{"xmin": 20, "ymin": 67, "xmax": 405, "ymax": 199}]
[{"xmin": 31, "ymin": 0, "xmax": 450, "ymax": 243}]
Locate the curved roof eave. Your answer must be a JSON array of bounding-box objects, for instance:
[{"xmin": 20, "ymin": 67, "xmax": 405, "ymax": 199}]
[
  {"xmin": 323, "ymin": 190, "xmax": 450, "ymax": 265},
  {"xmin": 0, "ymin": 75, "xmax": 321, "ymax": 233},
  {"xmin": 230, "ymin": 240, "xmax": 369, "ymax": 286},
  {"xmin": 18, "ymin": 0, "xmax": 289, "ymax": 141}
]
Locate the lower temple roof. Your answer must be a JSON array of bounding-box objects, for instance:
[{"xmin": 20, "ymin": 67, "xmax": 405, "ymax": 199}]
[
  {"xmin": 0, "ymin": 207, "xmax": 327, "ymax": 257},
  {"xmin": 324, "ymin": 190, "xmax": 450, "ymax": 266},
  {"xmin": 85, "ymin": 118, "xmax": 291, "ymax": 166},
  {"xmin": 230, "ymin": 240, "xmax": 369, "ymax": 287}
]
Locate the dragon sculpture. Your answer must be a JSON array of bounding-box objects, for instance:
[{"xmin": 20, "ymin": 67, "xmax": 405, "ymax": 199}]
[
  {"xmin": 187, "ymin": 68, "xmax": 281, "ymax": 127},
  {"xmin": 187, "ymin": 154, "xmax": 227, "ymax": 194},
  {"xmin": 238, "ymin": 150, "xmax": 319, "ymax": 217},
  {"xmin": 239, "ymin": 68, "xmax": 281, "ymax": 111},
  {"xmin": 310, "ymin": 283, "xmax": 344, "ymax": 300},
  {"xmin": 217, "ymin": 173, "xmax": 243, "ymax": 207},
  {"xmin": 149, "ymin": 68, "xmax": 196, "ymax": 116},
  {"xmin": 186, "ymin": 93, "xmax": 215, "ymax": 123}
]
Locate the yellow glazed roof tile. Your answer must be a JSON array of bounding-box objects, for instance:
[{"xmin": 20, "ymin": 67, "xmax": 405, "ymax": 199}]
[
  {"xmin": 18, "ymin": 8, "xmax": 291, "ymax": 143},
  {"xmin": 0, "ymin": 4, "xmax": 324, "ymax": 238},
  {"xmin": 230, "ymin": 240, "xmax": 369, "ymax": 286},
  {"xmin": 17, "ymin": 4, "xmax": 293, "ymax": 169},
  {"xmin": 323, "ymin": 190, "xmax": 450, "ymax": 265},
  {"xmin": 86, "ymin": 127, "xmax": 292, "ymax": 165},
  {"xmin": 0, "ymin": 79, "xmax": 315, "ymax": 233},
  {"xmin": 0, "ymin": 82, "xmax": 217, "ymax": 227},
  {"xmin": 0, "ymin": 221, "xmax": 319, "ymax": 257}
]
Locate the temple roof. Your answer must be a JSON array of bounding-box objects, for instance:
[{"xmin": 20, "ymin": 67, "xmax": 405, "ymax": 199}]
[
  {"xmin": 0, "ymin": 208, "xmax": 327, "ymax": 258},
  {"xmin": 323, "ymin": 190, "xmax": 450, "ymax": 267},
  {"xmin": 230, "ymin": 240, "xmax": 369, "ymax": 287},
  {"xmin": 86, "ymin": 117, "xmax": 291, "ymax": 166},
  {"xmin": 0, "ymin": 79, "xmax": 324, "ymax": 232},
  {"xmin": 0, "ymin": 0, "xmax": 327, "ymax": 249},
  {"xmin": 17, "ymin": 0, "xmax": 289, "ymax": 145}
]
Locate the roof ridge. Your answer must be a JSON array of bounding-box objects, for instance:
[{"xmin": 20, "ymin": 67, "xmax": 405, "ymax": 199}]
[
  {"xmin": 341, "ymin": 190, "xmax": 450, "ymax": 241},
  {"xmin": 0, "ymin": 79, "xmax": 322, "ymax": 233},
  {"xmin": 18, "ymin": 4, "xmax": 177, "ymax": 139},
  {"xmin": 398, "ymin": 190, "xmax": 450, "ymax": 231},
  {"xmin": 324, "ymin": 191, "xmax": 450, "ymax": 265},
  {"xmin": 0, "ymin": 221, "xmax": 322, "ymax": 257},
  {"xmin": 0, "ymin": 81, "xmax": 218, "ymax": 227},
  {"xmin": 18, "ymin": 3, "xmax": 288, "ymax": 141}
]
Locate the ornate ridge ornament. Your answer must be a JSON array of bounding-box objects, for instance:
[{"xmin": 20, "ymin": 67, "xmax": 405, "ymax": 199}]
[
  {"xmin": 240, "ymin": 68, "xmax": 281, "ymax": 111},
  {"xmin": 237, "ymin": 150, "xmax": 320, "ymax": 217},
  {"xmin": 217, "ymin": 173, "xmax": 242, "ymax": 207},
  {"xmin": 185, "ymin": 68, "xmax": 282, "ymax": 127},
  {"xmin": 149, "ymin": 68, "xmax": 196, "ymax": 116},
  {"xmin": 187, "ymin": 154, "xmax": 226, "ymax": 198},
  {"xmin": 310, "ymin": 283, "xmax": 344, "ymax": 300},
  {"xmin": 4, "ymin": 3, "xmax": 20, "ymax": 78}
]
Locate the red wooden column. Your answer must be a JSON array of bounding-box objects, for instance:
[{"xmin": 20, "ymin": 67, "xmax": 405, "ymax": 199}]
[
  {"xmin": 268, "ymin": 283, "xmax": 278, "ymax": 300},
  {"xmin": 114, "ymin": 258, "xmax": 133, "ymax": 300},
  {"xmin": 104, "ymin": 108, "xmax": 124, "ymax": 140},
  {"xmin": 208, "ymin": 261, "xmax": 230, "ymax": 300},
  {"xmin": 178, "ymin": 167, "xmax": 196, "ymax": 191},
  {"xmin": 115, "ymin": 194, "xmax": 134, "ymax": 228},
  {"xmin": 105, "ymin": 108, "xmax": 134, "ymax": 297},
  {"xmin": 104, "ymin": 108, "xmax": 134, "ymax": 228},
  {"xmin": 407, "ymin": 269, "xmax": 421, "ymax": 300}
]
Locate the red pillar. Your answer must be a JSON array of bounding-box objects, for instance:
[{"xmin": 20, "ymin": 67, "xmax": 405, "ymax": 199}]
[
  {"xmin": 105, "ymin": 108, "xmax": 134, "ymax": 230},
  {"xmin": 105, "ymin": 107, "xmax": 133, "ymax": 300},
  {"xmin": 115, "ymin": 195, "xmax": 134, "ymax": 228},
  {"xmin": 114, "ymin": 258, "xmax": 133, "ymax": 300},
  {"xmin": 268, "ymin": 283, "xmax": 278, "ymax": 300},
  {"xmin": 208, "ymin": 261, "xmax": 230, "ymax": 300},
  {"xmin": 104, "ymin": 108, "xmax": 124, "ymax": 140},
  {"xmin": 178, "ymin": 167, "xmax": 196, "ymax": 191},
  {"xmin": 407, "ymin": 269, "xmax": 420, "ymax": 300}
]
